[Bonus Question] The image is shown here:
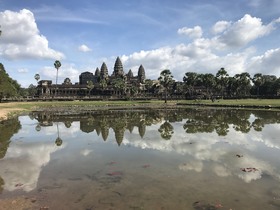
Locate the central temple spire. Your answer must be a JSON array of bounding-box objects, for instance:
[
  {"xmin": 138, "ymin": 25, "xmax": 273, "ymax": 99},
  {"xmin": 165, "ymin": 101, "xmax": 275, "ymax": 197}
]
[{"xmin": 112, "ymin": 57, "xmax": 124, "ymax": 77}]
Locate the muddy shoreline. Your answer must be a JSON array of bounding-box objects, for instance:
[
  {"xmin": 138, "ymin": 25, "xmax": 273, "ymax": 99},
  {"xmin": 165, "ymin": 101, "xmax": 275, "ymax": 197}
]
[{"xmin": 1, "ymin": 101, "xmax": 280, "ymax": 122}]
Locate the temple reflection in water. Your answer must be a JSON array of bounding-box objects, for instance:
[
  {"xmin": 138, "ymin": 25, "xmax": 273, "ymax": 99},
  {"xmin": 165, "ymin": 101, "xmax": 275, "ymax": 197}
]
[
  {"xmin": 30, "ymin": 108, "xmax": 280, "ymax": 146},
  {"xmin": 1, "ymin": 108, "xmax": 280, "ymax": 210}
]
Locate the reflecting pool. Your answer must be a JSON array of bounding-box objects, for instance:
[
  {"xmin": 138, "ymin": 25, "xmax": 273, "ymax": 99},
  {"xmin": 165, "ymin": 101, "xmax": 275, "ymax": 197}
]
[{"xmin": 0, "ymin": 108, "xmax": 280, "ymax": 209}]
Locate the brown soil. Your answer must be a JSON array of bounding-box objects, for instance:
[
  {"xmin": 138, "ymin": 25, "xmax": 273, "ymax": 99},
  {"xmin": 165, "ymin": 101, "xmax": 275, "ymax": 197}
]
[
  {"xmin": 0, "ymin": 102, "xmax": 28, "ymax": 121},
  {"xmin": 0, "ymin": 108, "xmax": 24, "ymax": 121},
  {"xmin": 0, "ymin": 196, "xmax": 38, "ymax": 210}
]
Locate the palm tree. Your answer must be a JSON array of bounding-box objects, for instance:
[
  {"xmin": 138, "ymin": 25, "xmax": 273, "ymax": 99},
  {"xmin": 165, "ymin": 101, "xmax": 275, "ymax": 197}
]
[
  {"xmin": 55, "ymin": 122, "xmax": 63, "ymax": 146},
  {"xmin": 54, "ymin": 60, "xmax": 61, "ymax": 96},
  {"xmin": 34, "ymin": 73, "xmax": 40, "ymax": 83},
  {"xmin": 158, "ymin": 69, "xmax": 173, "ymax": 103}
]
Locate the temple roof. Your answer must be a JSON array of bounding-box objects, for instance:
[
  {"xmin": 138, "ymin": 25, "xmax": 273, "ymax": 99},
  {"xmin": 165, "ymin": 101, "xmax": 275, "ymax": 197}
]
[
  {"xmin": 95, "ymin": 67, "xmax": 100, "ymax": 76},
  {"xmin": 113, "ymin": 57, "xmax": 124, "ymax": 77},
  {"xmin": 138, "ymin": 64, "xmax": 146, "ymax": 82},
  {"xmin": 100, "ymin": 62, "xmax": 108, "ymax": 78},
  {"xmin": 127, "ymin": 69, "xmax": 134, "ymax": 78}
]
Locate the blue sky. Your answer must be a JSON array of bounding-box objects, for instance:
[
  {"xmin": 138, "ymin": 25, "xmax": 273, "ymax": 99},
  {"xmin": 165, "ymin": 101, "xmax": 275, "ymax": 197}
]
[{"xmin": 0, "ymin": 0, "xmax": 280, "ymax": 87}]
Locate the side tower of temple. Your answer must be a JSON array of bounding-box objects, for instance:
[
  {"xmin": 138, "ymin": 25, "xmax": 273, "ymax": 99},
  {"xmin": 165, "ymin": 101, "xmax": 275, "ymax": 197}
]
[{"xmin": 100, "ymin": 62, "xmax": 109, "ymax": 80}]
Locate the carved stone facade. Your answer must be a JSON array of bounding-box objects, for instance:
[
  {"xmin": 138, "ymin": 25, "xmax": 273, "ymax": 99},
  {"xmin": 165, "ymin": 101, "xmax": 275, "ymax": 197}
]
[{"xmin": 36, "ymin": 57, "xmax": 147, "ymax": 98}]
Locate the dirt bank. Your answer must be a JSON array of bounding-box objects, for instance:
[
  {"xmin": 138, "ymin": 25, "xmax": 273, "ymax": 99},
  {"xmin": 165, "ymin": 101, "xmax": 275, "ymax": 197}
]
[{"xmin": 0, "ymin": 108, "xmax": 25, "ymax": 121}]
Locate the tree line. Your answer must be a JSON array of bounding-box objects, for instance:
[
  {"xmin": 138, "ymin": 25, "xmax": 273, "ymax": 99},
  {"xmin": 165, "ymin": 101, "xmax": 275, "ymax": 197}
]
[
  {"xmin": 1, "ymin": 62, "xmax": 280, "ymax": 102},
  {"xmin": 159, "ymin": 68, "xmax": 280, "ymax": 100}
]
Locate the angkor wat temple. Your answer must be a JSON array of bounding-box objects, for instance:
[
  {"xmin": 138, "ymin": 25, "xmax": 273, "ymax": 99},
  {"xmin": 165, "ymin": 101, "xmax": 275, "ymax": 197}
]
[{"xmin": 36, "ymin": 57, "xmax": 149, "ymax": 99}]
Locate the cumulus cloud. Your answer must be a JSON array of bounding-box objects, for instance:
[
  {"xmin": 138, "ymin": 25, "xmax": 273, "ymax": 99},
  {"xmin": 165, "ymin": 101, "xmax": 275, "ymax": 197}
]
[
  {"xmin": 0, "ymin": 142, "xmax": 64, "ymax": 192},
  {"xmin": 120, "ymin": 14, "xmax": 280, "ymax": 80},
  {"xmin": 212, "ymin": 21, "xmax": 231, "ymax": 34},
  {"xmin": 178, "ymin": 26, "xmax": 203, "ymax": 39},
  {"xmin": 78, "ymin": 44, "xmax": 92, "ymax": 52},
  {"xmin": 248, "ymin": 48, "xmax": 280, "ymax": 76},
  {"xmin": 121, "ymin": 47, "xmax": 173, "ymax": 79},
  {"xmin": 0, "ymin": 9, "xmax": 64, "ymax": 60},
  {"xmin": 40, "ymin": 63, "xmax": 81, "ymax": 84},
  {"xmin": 217, "ymin": 14, "xmax": 276, "ymax": 48},
  {"xmin": 122, "ymin": 120, "xmax": 280, "ymax": 183}
]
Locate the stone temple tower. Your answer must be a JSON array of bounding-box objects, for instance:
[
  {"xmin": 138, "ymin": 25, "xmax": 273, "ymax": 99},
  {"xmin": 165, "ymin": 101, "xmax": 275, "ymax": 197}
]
[
  {"xmin": 100, "ymin": 62, "xmax": 109, "ymax": 80},
  {"xmin": 112, "ymin": 57, "xmax": 124, "ymax": 77},
  {"xmin": 138, "ymin": 64, "xmax": 146, "ymax": 83}
]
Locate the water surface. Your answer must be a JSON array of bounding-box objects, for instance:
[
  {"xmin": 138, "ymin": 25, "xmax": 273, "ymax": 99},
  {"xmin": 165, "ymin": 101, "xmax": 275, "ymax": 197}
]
[{"xmin": 0, "ymin": 108, "xmax": 280, "ymax": 209}]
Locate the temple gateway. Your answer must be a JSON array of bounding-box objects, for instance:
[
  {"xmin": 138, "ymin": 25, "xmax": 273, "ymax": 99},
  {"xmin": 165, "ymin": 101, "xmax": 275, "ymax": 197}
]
[{"xmin": 36, "ymin": 57, "xmax": 152, "ymax": 99}]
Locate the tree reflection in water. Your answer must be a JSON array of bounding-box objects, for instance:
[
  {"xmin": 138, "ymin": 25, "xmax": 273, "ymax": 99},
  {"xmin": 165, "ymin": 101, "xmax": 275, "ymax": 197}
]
[
  {"xmin": 0, "ymin": 108, "xmax": 280, "ymax": 205},
  {"xmin": 55, "ymin": 122, "xmax": 63, "ymax": 146},
  {"xmin": 31, "ymin": 108, "xmax": 280, "ymax": 145},
  {"xmin": 158, "ymin": 121, "xmax": 174, "ymax": 140},
  {"xmin": 0, "ymin": 118, "xmax": 21, "ymax": 159},
  {"xmin": 0, "ymin": 117, "xmax": 21, "ymax": 193}
]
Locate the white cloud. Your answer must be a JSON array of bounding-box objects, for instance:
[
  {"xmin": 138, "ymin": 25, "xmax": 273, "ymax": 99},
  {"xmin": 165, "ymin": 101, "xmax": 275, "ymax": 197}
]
[
  {"xmin": 178, "ymin": 26, "xmax": 203, "ymax": 39},
  {"xmin": 17, "ymin": 68, "xmax": 29, "ymax": 73},
  {"xmin": 121, "ymin": 47, "xmax": 173, "ymax": 79},
  {"xmin": 0, "ymin": 142, "xmax": 64, "ymax": 192},
  {"xmin": 212, "ymin": 21, "xmax": 231, "ymax": 34},
  {"xmin": 78, "ymin": 44, "xmax": 92, "ymax": 52},
  {"xmin": 0, "ymin": 9, "xmax": 64, "ymax": 60},
  {"xmin": 40, "ymin": 63, "xmax": 81, "ymax": 84},
  {"xmin": 217, "ymin": 14, "xmax": 276, "ymax": 48},
  {"xmin": 248, "ymin": 48, "xmax": 280, "ymax": 75},
  {"xmin": 123, "ymin": 121, "xmax": 280, "ymax": 183},
  {"xmin": 119, "ymin": 14, "xmax": 280, "ymax": 80},
  {"xmin": 80, "ymin": 149, "xmax": 93, "ymax": 156}
]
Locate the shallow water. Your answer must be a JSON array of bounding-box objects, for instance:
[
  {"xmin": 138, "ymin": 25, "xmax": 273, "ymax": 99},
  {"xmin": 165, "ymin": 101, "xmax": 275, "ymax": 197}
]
[{"xmin": 0, "ymin": 108, "xmax": 280, "ymax": 210}]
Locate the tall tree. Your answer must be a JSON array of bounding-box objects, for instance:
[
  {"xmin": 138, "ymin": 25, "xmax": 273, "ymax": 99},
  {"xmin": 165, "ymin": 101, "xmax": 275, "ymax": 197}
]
[
  {"xmin": 216, "ymin": 68, "xmax": 229, "ymax": 98},
  {"xmin": 252, "ymin": 73, "xmax": 263, "ymax": 96},
  {"xmin": 0, "ymin": 63, "xmax": 20, "ymax": 101},
  {"xmin": 54, "ymin": 60, "xmax": 61, "ymax": 96},
  {"xmin": 28, "ymin": 84, "xmax": 37, "ymax": 97},
  {"xmin": 158, "ymin": 121, "xmax": 174, "ymax": 140},
  {"xmin": 158, "ymin": 69, "xmax": 174, "ymax": 103},
  {"xmin": 183, "ymin": 72, "xmax": 198, "ymax": 97},
  {"xmin": 86, "ymin": 80, "xmax": 94, "ymax": 96},
  {"xmin": 234, "ymin": 72, "xmax": 251, "ymax": 97},
  {"xmin": 227, "ymin": 76, "xmax": 238, "ymax": 97},
  {"xmin": 202, "ymin": 73, "xmax": 216, "ymax": 99},
  {"xmin": 112, "ymin": 77, "xmax": 127, "ymax": 96},
  {"xmin": 144, "ymin": 79, "xmax": 154, "ymax": 95},
  {"xmin": 99, "ymin": 78, "xmax": 108, "ymax": 96},
  {"xmin": 55, "ymin": 123, "xmax": 63, "ymax": 146}
]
